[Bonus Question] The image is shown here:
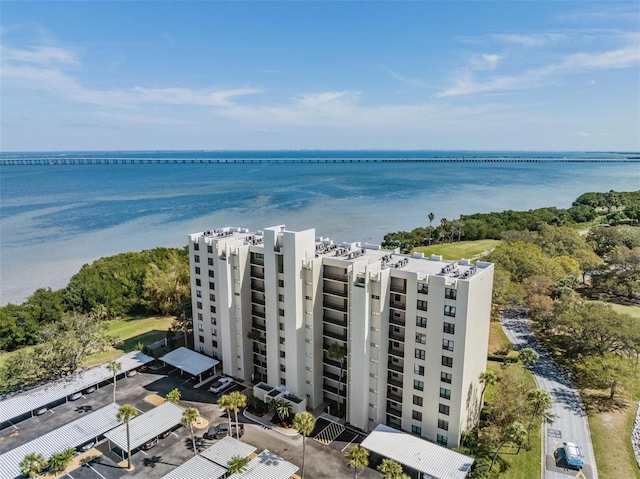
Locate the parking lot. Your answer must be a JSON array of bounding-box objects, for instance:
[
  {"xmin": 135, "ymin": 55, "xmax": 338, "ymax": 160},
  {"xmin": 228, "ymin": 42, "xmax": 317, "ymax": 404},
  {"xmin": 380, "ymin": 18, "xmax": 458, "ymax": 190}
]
[{"xmin": 1, "ymin": 367, "xmax": 379, "ymax": 479}]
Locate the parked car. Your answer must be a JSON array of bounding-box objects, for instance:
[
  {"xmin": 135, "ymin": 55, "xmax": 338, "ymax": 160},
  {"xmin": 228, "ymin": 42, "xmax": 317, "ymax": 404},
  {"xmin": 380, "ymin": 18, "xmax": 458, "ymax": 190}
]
[
  {"xmin": 78, "ymin": 441, "xmax": 95, "ymax": 452},
  {"xmin": 141, "ymin": 437, "xmax": 158, "ymax": 450},
  {"xmin": 34, "ymin": 407, "xmax": 48, "ymax": 416},
  {"xmin": 208, "ymin": 377, "xmax": 234, "ymax": 394},
  {"xmin": 203, "ymin": 423, "xmax": 244, "ymax": 440},
  {"xmin": 68, "ymin": 392, "xmax": 83, "ymax": 401},
  {"xmin": 159, "ymin": 430, "xmax": 171, "ymax": 439},
  {"xmin": 126, "ymin": 369, "xmax": 137, "ymax": 377},
  {"xmin": 84, "ymin": 386, "xmax": 97, "ymax": 394}
]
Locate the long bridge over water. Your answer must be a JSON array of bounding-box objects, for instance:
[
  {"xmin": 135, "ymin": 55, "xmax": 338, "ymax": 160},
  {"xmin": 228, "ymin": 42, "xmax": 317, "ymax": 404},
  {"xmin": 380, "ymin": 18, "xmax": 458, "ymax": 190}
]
[{"xmin": 1, "ymin": 157, "xmax": 639, "ymax": 165}]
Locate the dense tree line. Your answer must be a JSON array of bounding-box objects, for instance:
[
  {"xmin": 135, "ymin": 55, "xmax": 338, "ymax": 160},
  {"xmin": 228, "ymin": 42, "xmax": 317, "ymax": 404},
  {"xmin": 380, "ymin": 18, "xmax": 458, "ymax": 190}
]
[
  {"xmin": 382, "ymin": 190, "xmax": 639, "ymax": 252},
  {"xmin": 0, "ymin": 247, "xmax": 190, "ymax": 352}
]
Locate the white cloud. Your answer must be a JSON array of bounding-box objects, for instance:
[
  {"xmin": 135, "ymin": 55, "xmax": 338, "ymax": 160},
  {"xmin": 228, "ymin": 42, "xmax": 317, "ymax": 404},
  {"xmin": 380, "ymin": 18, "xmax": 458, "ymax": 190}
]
[
  {"xmin": 1, "ymin": 45, "xmax": 79, "ymax": 66},
  {"xmin": 471, "ymin": 53, "xmax": 504, "ymax": 71},
  {"xmin": 574, "ymin": 131, "xmax": 592, "ymax": 137},
  {"xmin": 490, "ymin": 33, "xmax": 567, "ymax": 47}
]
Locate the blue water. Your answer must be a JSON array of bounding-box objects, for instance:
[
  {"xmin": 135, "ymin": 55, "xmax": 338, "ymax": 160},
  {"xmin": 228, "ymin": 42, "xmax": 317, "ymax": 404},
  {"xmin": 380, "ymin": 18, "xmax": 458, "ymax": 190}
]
[{"xmin": 1, "ymin": 151, "xmax": 638, "ymax": 304}]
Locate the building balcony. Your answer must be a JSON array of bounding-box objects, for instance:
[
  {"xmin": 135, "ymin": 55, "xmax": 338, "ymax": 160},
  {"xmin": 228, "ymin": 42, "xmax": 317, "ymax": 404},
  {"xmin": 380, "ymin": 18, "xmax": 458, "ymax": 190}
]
[
  {"xmin": 388, "ymin": 331, "xmax": 404, "ymax": 342},
  {"xmin": 323, "ymin": 315, "xmax": 347, "ymax": 328},
  {"xmin": 252, "ymin": 309, "xmax": 266, "ymax": 319},
  {"xmin": 250, "ymin": 257, "xmax": 265, "ymax": 266},
  {"xmin": 387, "ymin": 361, "xmax": 404, "ymax": 373},
  {"xmin": 250, "ymin": 281, "xmax": 265, "ymax": 292},
  {"xmin": 388, "ymin": 346, "xmax": 404, "ymax": 358},
  {"xmin": 324, "ymin": 286, "xmax": 348, "ymax": 297},
  {"xmin": 389, "ymin": 315, "xmax": 405, "ymax": 327},
  {"xmin": 252, "ymin": 345, "xmax": 266, "ymax": 355},
  {"xmin": 250, "ymin": 269, "xmax": 265, "ymax": 279},
  {"xmin": 251, "ymin": 320, "xmax": 266, "ymax": 331},
  {"xmin": 251, "ymin": 296, "xmax": 265, "ymax": 305},
  {"xmin": 323, "ymin": 272, "xmax": 348, "ymax": 282},
  {"xmin": 389, "ymin": 300, "xmax": 406, "ymax": 310},
  {"xmin": 390, "ymin": 284, "xmax": 406, "ymax": 294},
  {"xmin": 386, "ymin": 416, "xmax": 402, "ymax": 429},
  {"xmin": 387, "ymin": 376, "xmax": 403, "ymax": 388},
  {"xmin": 323, "ymin": 356, "xmax": 343, "ymax": 368},
  {"xmin": 323, "ymin": 383, "xmax": 347, "ymax": 397},
  {"xmin": 323, "ymin": 328, "xmax": 347, "ymax": 342},
  {"xmin": 323, "ymin": 370, "xmax": 346, "ymax": 383},
  {"xmin": 386, "ymin": 405, "xmax": 402, "ymax": 418},
  {"xmin": 323, "ymin": 301, "xmax": 348, "ymax": 312},
  {"xmin": 387, "ymin": 392, "xmax": 403, "ymax": 403}
]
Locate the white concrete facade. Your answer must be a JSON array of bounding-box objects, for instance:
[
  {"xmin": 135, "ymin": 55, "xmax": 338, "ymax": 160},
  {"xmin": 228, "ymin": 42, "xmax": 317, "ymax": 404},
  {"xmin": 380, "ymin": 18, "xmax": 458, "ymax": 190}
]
[{"xmin": 188, "ymin": 225, "xmax": 494, "ymax": 448}]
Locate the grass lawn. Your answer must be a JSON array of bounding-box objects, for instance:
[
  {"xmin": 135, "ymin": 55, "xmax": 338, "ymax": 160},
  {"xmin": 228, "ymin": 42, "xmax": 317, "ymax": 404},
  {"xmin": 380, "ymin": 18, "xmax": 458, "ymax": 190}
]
[
  {"xmin": 608, "ymin": 302, "xmax": 640, "ymax": 321},
  {"xmin": 0, "ymin": 315, "xmax": 175, "ymax": 369},
  {"xmin": 587, "ymin": 393, "xmax": 640, "ymax": 479},
  {"xmin": 412, "ymin": 239, "xmax": 501, "ymax": 260}
]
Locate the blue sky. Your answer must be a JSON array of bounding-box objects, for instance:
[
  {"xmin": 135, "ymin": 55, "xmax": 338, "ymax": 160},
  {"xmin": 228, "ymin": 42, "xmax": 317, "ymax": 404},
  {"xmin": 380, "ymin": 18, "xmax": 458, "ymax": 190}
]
[{"xmin": 1, "ymin": 1, "xmax": 638, "ymax": 151}]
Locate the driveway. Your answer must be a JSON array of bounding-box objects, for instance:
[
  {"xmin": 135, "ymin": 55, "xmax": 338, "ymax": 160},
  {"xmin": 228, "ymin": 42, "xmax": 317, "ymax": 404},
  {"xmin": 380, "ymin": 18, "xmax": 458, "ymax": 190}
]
[{"xmin": 501, "ymin": 312, "xmax": 598, "ymax": 479}]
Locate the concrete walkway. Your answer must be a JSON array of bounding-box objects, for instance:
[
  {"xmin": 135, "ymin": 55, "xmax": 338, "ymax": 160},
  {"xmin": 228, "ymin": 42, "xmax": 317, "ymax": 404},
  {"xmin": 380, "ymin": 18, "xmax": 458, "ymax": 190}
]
[{"xmin": 501, "ymin": 312, "xmax": 598, "ymax": 479}]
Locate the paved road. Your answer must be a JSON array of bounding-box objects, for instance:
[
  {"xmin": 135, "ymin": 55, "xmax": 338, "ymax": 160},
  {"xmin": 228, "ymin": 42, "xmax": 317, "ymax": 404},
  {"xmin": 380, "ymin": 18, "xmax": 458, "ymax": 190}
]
[{"xmin": 501, "ymin": 312, "xmax": 598, "ymax": 479}]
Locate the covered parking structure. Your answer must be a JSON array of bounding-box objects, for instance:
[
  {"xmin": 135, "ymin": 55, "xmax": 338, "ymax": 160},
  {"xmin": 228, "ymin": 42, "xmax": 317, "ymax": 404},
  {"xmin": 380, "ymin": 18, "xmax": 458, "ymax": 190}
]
[
  {"xmin": 227, "ymin": 450, "xmax": 299, "ymax": 479},
  {"xmin": 104, "ymin": 401, "xmax": 184, "ymax": 457},
  {"xmin": 159, "ymin": 346, "xmax": 220, "ymax": 383},
  {"xmin": 0, "ymin": 350, "xmax": 153, "ymax": 429},
  {"xmin": 360, "ymin": 424, "xmax": 474, "ymax": 479},
  {"xmin": 0, "ymin": 403, "xmax": 121, "ymax": 479}
]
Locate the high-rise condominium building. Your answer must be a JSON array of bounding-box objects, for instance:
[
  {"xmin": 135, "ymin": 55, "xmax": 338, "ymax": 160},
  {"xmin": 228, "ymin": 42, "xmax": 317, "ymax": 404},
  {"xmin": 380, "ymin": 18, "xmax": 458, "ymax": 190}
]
[{"xmin": 188, "ymin": 225, "xmax": 493, "ymax": 447}]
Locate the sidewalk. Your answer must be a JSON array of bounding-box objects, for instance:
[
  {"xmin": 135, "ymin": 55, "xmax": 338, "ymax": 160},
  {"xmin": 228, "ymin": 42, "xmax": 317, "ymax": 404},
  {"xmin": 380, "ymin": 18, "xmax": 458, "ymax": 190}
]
[{"xmin": 242, "ymin": 409, "xmax": 300, "ymax": 438}]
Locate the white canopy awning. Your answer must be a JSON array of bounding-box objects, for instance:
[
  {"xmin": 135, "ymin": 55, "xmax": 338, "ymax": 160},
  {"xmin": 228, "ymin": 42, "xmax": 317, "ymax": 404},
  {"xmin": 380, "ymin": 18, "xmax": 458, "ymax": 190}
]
[{"xmin": 159, "ymin": 347, "xmax": 220, "ymax": 376}]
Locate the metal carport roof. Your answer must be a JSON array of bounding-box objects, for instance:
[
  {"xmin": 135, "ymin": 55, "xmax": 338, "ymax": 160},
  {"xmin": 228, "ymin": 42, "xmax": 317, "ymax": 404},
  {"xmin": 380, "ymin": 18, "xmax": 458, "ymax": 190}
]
[
  {"xmin": 200, "ymin": 436, "xmax": 257, "ymax": 467},
  {"xmin": 159, "ymin": 347, "xmax": 220, "ymax": 377},
  {"xmin": 0, "ymin": 350, "xmax": 153, "ymax": 425},
  {"xmin": 0, "ymin": 403, "xmax": 121, "ymax": 479},
  {"xmin": 160, "ymin": 454, "xmax": 227, "ymax": 479},
  {"xmin": 227, "ymin": 449, "xmax": 298, "ymax": 479},
  {"xmin": 360, "ymin": 424, "xmax": 474, "ymax": 479},
  {"xmin": 104, "ymin": 401, "xmax": 183, "ymax": 451}
]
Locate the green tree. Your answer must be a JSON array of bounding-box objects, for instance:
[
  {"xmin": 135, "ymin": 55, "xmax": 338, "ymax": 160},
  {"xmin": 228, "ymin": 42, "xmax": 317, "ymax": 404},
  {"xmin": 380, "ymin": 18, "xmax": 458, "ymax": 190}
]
[
  {"xmin": 428, "ymin": 212, "xmax": 435, "ymax": 246},
  {"xmin": 526, "ymin": 389, "xmax": 553, "ymax": 441},
  {"xmin": 479, "ymin": 370, "xmax": 497, "ymax": 404},
  {"xmin": 106, "ymin": 360, "xmax": 122, "ymax": 403},
  {"xmin": 24, "ymin": 287, "xmax": 64, "ymax": 325},
  {"xmin": 489, "ymin": 422, "xmax": 527, "ymax": 471},
  {"xmin": 19, "ymin": 452, "xmax": 48, "ymax": 478},
  {"xmin": 377, "ymin": 457, "xmax": 404, "ymax": 478},
  {"xmin": 165, "ymin": 388, "xmax": 181, "ymax": 404},
  {"xmin": 344, "ymin": 445, "xmax": 369, "ymax": 479},
  {"xmin": 117, "ymin": 404, "xmax": 138, "ymax": 470},
  {"xmin": 0, "ymin": 348, "xmax": 47, "ymax": 394},
  {"xmin": 182, "ymin": 407, "xmax": 200, "ymax": 456},
  {"xmin": 143, "ymin": 251, "xmax": 191, "ymax": 317},
  {"xmin": 227, "ymin": 391, "xmax": 247, "ymax": 439},
  {"xmin": 292, "ymin": 411, "xmax": 316, "ymax": 479},
  {"xmin": 227, "ymin": 455, "xmax": 250, "ymax": 475},
  {"xmin": 575, "ymin": 352, "xmax": 633, "ymax": 400},
  {"xmin": 217, "ymin": 394, "xmax": 234, "ymax": 434},
  {"xmin": 48, "ymin": 448, "xmax": 75, "ymax": 472},
  {"xmin": 269, "ymin": 398, "xmax": 293, "ymax": 425},
  {"xmin": 518, "ymin": 348, "xmax": 539, "ymax": 371}
]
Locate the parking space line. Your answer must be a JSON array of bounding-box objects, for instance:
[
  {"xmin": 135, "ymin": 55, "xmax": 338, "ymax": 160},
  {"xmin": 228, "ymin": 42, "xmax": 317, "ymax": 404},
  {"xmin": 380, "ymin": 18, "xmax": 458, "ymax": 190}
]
[
  {"xmin": 341, "ymin": 434, "xmax": 359, "ymax": 452},
  {"xmin": 87, "ymin": 463, "xmax": 107, "ymax": 479}
]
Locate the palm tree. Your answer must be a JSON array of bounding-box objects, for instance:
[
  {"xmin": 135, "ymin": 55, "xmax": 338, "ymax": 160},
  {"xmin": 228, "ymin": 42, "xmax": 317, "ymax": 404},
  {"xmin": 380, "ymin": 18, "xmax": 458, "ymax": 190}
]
[
  {"xmin": 526, "ymin": 388, "xmax": 553, "ymax": 441},
  {"xmin": 247, "ymin": 328, "xmax": 261, "ymax": 341},
  {"xmin": 292, "ymin": 411, "xmax": 316, "ymax": 479},
  {"xmin": 217, "ymin": 394, "xmax": 234, "ymax": 435},
  {"xmin": 48, "ymin": 448, "xmax": 75, "ymax": 472},
  {"xmin": 518, "ymin": 347, "xmax": 539, "ymax": 371},
  {"xmin": 428, "ymin": 212, "xmax": 435, "ymax": 246},
  {"xmin": 117, "ymin": 404, "xmax": 138, "ymax": 470},
  {"xmin": 269, "ymin": 398, "xmax": 293, "ymax": 425},
  {"xmin": 182, "ymin": 407, "xmax": 200, "ymax": 456},
  {"xmin": 344, "ymin": 445, "xmax": 369, "ymax": 479},
  {"xmin": 377, "ymin": 458, "xmax": 403, "ymax": 479},
  {"xmin": 165, "ymin": 388, "xmax": 181, "ymax": 404},
  {"xmin": 479, "ymin": 370, "xmax": 497, "ymax": 404},
  {"xmin": 227, "ymin": 391, "xmax": 247, "ymax": 438},
  {"xmin": 227, "ymin": 455, "xmax": 250, "ymax": 476},
  {"xmin": 489, "ymin": 421, "xmax": 527, "ymax": 471},
  {"xmin": 327, "ymin": 342, "xmax": 346, "ymax": 411},
  {"xmin": 19, "ymin": 452, "xmax": 48, "ymax": 478},
  {"xmin": 106, "ymin": 360, "xmax": 122, "ymax": 403}
]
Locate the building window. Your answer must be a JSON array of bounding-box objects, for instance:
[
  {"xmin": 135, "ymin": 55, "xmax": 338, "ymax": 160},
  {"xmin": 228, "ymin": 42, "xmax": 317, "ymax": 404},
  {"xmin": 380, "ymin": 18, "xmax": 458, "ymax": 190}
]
[
  {"xmin": 279, "ymin": 308, "xmax": 285, "ymax": 317},
  {"xmin": 199, "ymin": 346, "xmax": 204, "ymax": 353},
  {"xmin": 413, "ymin": 380, "xmax": 424, "ymax": 391},
  {"xmin": 370, "ymin": 373, "xmax": 378, "ymax": 378},
  {"xmin": 197, "ymin": 302, "xmax": 202, "ymax": 310},
  {"xmin": 196, "ymin": 290, "xmax": 202, "ymax": 298},
  {"xmin": 194, "ymin": 243, "xmax": 199, "ymax": 250},
  {"xmin": 207, "ymin": 257, "xmax": 213, "ymax": 266},
  {"xmin": 210, "ymin": 305, "xmax": 216, "ymax": 313},
  {"xmin": 207, "ymin": 245, "xmax": 213, "ymax": 254},
  {"xmin": 370, "ymin": 342, "xmax": 379, "ymax": 348},
  {"xmin": 444, "ymin": 305, "xmax": 456, "ymax": 317},
  {"xmin": 278, "ymin": 279, "xmax": 285, "ymax": 287},
  {"xmin": 211, "ymin": 317, "xmax": 217, "ymax": 325},
  {"xmin": 306, "ymin": 353, "xmax": 313, "ymax": 358},
  {"xmin": 209, "ymin": 282, "xmax": 215, "ymax": 290},
  {"xmin": 413, "ymin": 395, "xmax": 423, "ymax": 406},
  {"xmin": 370, "ymin": 326, "xmax": 379, "ymax": 332},
  {"xmin": 442, "ymin": 339, "xmax": 454, "ymax": 351},
  {"xmin": 441, "ymin": 372, "xmax": 452, "ymax": 384},
  {"xmin": 279, "ymin": 323, "xmax": 285, "ymax": 331},
  {"xmin": 411, "ymin": 425, "xmax": 422, "ymax": 435},
  {"xmin": 209, "ymin": 270, "xmax": 215, "ymax": 278},
  {"xmin": 199, "ymin": 335, "xmax": 204, "ymax": 343},
  {"xmin": 417, "ymin": 283, "xmax": 428, "ymax": 294},
  {"xmin": 195, "ymin": 279, "xmax": 201, "ymax": 287},
  {"xmin": 416, "ymin": 316, "xmax": 427, "ymax": 328},
  {"xmin": 415, "ymin": 333, "xmax": 426, "ymax": 344},
  {"xmin": 441, "ymin": 356, "xmax": 453, "ymax": 367},
  {"xmin": 195, "ymin": 267, "xmax": 201, "ymax": 275},
  {"xmin": 210, "ymin": 293, "xmax": 215, "ymax": 302},
  {"xmin": 439, "ymin": 404, "xmax": 450, "ymax": 415},
  {"xmin": 438, "ymin": 419, "xmax": 449, "ymax": 430},
  {"xmin": 440, "ymin": 388, "xmax": 451, "ymax": 400},
  {"xmin": 443, "ymin": 322, "xmax": 455, "ymax": 334},
  {"xmin": 305, "ymin": 295, "xmax": 312, "ymax": 300},
  {"xmin": 197, "ymin": 313, "xmax": 203, "ymax": 321},
  {"xmin": 415, "ymin": 349, "xmax": 425, "ymax": 360},
  {"xmin": 280, "ymin": 351, "xmax": 286, "ymax": 358},
  {"xmin": 280, "ymin": 364, "xmax": 286, "ymax": 372},
  {"xmin": 233, "ymin": 265, "xmax": 239, "ymax": 270},
  {"xmin": 305, "ymin": 280, "xmax": 312, "ymax": 285},
  {"xmin": 445, "ymin": 288, "xmax": 457, "ymax": 300},
  {"xmin": 198, "ymin": 323, "xmax": 204, "ymax": 332},
  {"xmin": 412, "ymin": 410, "xmax": 422, "ymax": 421},
  {"xmin": 194, "ymin": 255, "xmax": 200, "ymax": 263},
  {"xmin": 280, "ymin": 378, "xmax": 286, "ymax": 386},
  {"xmin": 306, "ymin": 339, "xmax": 312, "ymax": 344},
  {"xmin": 371, "ymin": 294, "xmax": 380, "ymax": 300},
  {"xmin": 278, "ymin": 294, "xmax": 284, "ymax": 302},
  {"xmin": 279, "ymin": 337, "xmax": 285, "ymax": 345},
  {"xmin": 212, "ymin": 340, "xmax": 218, "ymax": 348},
  {"xmin": 437, "ymin": 434, "xmax": 448, "ymax": 446},
  {"xmin": 212, "ymin": 329, "xmax": 217, "ymax": 336},
  {"xmin": 414, "ymin": 365, "xmax": 425, "ymax": 376},
  {"xmin": 417, "ymin": 300, "xmax": 428, "ymax": 311}
]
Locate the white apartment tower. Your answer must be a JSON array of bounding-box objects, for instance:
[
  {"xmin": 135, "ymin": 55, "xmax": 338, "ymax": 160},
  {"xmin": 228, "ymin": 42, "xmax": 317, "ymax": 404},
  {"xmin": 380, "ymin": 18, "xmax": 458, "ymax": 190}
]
[{"xmin": 188, "ymin": 225, "xmax": 494, "ymax": 448}]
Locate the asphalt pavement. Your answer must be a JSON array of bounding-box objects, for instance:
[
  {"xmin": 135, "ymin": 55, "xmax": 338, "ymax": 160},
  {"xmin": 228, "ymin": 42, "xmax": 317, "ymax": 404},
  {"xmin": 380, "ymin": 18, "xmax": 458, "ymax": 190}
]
[{"xmin": 501, "ymin": 311, "xmax": 598, "ymax": 479}]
